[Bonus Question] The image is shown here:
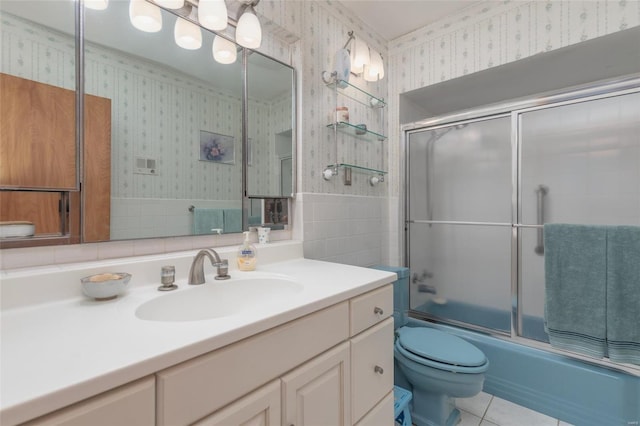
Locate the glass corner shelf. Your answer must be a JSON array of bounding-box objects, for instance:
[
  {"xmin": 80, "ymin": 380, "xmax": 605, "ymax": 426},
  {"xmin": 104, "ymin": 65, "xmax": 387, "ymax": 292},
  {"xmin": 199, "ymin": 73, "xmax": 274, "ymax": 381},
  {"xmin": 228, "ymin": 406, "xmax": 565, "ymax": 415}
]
[
  {"xmin": 325, "ymin": 75, "xmax": 386, "ymax": 109},
  {"xmin": 326, "ymin": 122, "xmax": 387, "ymax": 141},
  {"xmin": 326, "ymin": 163, "xmax": 387, "ymax": 175}
]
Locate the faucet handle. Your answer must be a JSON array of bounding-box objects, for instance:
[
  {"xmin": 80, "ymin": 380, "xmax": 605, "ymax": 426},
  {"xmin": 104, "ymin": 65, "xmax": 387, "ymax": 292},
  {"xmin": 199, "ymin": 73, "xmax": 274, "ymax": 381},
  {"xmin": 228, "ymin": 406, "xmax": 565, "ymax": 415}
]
[{"xmin": 214, "ymin": 259, "xmax": 230, "ymax": 280}]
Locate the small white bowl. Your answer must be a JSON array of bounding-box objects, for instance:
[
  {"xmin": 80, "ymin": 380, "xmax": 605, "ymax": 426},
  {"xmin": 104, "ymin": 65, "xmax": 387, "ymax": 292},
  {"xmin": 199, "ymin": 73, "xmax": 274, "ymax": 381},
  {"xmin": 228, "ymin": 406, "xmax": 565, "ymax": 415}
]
[{"xmin": 81, "ymin": 273, "xmax": 131, "ymax": 301}]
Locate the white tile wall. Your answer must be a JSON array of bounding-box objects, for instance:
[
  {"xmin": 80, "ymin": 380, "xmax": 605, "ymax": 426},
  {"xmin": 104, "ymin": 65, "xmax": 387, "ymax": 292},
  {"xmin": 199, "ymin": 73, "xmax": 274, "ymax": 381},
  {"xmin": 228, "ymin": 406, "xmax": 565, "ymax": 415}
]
[{"xmin": 297, "ymin": 193, "xmax": 388, "ymax": 267}]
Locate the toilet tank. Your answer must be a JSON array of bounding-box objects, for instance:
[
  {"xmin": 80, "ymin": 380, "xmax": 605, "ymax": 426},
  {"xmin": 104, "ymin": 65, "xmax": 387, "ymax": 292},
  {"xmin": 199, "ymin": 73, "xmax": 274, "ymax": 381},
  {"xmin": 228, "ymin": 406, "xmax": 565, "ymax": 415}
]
[{"xmin": 371, "ymin": 265, "xmax": 410, "ymax": 327}]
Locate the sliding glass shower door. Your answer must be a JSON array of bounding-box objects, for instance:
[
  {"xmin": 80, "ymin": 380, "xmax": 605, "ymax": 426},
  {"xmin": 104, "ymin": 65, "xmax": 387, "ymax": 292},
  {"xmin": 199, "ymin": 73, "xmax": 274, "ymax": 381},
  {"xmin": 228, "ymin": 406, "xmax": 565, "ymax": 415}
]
[
  {"xmin": 406, "ymin": 84, "xmax": 640, "ymax": 342},
  {"xmin": 519, "ymin": 91, "xmax": 640, "ymax": 341},
  {"xmin": 407, "ymin": 116, "xmax": 513, "ymax": 334}
]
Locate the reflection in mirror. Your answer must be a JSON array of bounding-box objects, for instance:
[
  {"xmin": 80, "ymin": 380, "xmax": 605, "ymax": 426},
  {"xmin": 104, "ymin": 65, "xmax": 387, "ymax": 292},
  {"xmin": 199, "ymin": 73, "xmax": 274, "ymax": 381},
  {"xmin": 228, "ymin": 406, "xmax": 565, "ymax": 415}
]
[
  {"xmin": 84, "ymin": 2, "xmax": 244, "ymax": 241},
  {"xmin": 247, "ymin": 51, "xmax": 295, "ymax": 198},
  {"xmin": 1, "ymin": 1, "xmax": 296, "ymax": 247},
  {"xmin": 0, "ymin": 1, "xmax": 77, "ymax": 244}
]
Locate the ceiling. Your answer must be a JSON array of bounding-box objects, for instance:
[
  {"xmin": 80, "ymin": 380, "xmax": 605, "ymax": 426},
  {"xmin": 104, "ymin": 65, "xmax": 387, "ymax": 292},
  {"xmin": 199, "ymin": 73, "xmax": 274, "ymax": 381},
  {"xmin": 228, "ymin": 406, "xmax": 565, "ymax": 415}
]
[{"xmin": 336, "ymin": 0, "xmax": 481, "ymax": 41}]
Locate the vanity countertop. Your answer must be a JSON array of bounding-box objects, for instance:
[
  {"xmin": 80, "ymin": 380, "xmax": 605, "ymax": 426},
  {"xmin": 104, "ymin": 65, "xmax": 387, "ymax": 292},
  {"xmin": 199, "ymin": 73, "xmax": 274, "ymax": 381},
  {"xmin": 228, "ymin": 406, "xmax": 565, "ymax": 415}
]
[{"xmin": 0, "ymin": 241, "xmax": 397, "ymax": 425}]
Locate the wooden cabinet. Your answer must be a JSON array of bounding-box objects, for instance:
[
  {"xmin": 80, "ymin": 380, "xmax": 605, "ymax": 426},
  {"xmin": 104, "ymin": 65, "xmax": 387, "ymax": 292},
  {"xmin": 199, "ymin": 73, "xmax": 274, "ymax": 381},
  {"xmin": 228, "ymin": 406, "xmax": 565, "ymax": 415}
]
[
  {"xmin": 0, "ymin": 73, "xmax": 76, "ymax": 190},
  {"xmin": 21, "ymin": 377, "xmax": 155, "ymax": 426},
  {"xmin": 0, "ymin": 73, "xmax": 111, "ymax": 243},
  {"xmin": 282, "ymin": 342, "xmax": 351, "ymax": 426}
]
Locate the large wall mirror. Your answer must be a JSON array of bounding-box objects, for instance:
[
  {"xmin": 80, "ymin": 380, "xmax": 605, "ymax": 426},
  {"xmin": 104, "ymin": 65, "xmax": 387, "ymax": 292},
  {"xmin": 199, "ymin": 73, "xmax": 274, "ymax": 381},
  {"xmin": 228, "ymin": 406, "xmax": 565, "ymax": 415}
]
[{"xmin": 0, "ymin": 0, "xmax": 295, "ymax": 247}]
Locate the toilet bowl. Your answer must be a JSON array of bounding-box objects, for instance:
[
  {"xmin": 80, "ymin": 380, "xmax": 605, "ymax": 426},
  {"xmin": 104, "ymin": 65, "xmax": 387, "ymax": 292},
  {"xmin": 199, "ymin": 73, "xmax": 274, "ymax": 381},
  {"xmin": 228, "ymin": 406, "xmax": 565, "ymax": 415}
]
[
  {"xmin": 394, "ymin": 326, "xmax": 489, "ymax": 426},
  {"xmin": 370, "ymin": 265, "xmax": 489, "ymax": 426}
]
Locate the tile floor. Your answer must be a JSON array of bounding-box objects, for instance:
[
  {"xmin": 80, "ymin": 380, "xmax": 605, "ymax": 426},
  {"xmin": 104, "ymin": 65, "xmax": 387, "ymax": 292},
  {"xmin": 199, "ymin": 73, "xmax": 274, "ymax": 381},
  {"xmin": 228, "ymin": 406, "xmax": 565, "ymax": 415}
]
[{"xmin": 455, "ymin": 392, "xmax": 573, "ymax": 426}]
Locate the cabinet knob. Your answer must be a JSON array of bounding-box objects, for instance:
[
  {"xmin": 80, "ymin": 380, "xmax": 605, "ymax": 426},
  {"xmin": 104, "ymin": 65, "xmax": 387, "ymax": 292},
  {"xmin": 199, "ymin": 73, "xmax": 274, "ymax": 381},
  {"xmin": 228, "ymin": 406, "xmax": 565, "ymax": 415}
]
[
  {"xmin": 373, "ymin": 307, "xmax": 384, "ymax": 315},
  {"xmin": 374, "ymin": 365, "xmax": 384, "ymax": 375}
]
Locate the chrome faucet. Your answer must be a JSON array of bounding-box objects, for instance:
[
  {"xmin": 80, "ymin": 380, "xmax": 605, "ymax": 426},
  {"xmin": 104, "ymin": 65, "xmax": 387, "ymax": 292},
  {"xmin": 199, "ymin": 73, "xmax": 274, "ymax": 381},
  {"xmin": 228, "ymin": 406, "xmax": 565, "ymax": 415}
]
[{"xmin": 188, "ymin": 249, "xmax": 230, "ymax": 284}]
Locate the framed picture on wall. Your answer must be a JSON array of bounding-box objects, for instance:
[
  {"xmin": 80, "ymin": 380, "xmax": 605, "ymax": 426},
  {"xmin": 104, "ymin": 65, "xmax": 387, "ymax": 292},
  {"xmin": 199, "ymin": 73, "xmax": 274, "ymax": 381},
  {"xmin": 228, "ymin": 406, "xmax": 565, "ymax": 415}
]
[{"xmin": 199, "ymin": 131, "xmax": 234, "ymax": 164}]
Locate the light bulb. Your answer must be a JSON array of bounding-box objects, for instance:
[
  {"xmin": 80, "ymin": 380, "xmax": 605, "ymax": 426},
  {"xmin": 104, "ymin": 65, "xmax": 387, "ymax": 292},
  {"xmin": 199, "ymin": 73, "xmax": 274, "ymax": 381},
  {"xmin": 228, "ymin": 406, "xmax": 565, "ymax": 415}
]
[
  {"xmin": 364, "ymin": 48, "xmax": 383, "ymax": 82},
  {"xmin": 199, "ymin": 0, "xmax": 228, "ymax": 31},
  {"xmin": 129, "ymin": 0, "xmax": 162, "ymax": 33},
  {"xmin": 212, "ymin": 35, "xmax": 237, "ymax": 64},
  {"xmin": 85, "ymin": 0, "xmax": 108, "ymax": 10},
  {"xmin": 174, "ymin": 15, "xmax": 202, "ymax": 50},
  {"xmin": 235, "ymin": 8, "xmax": 261, "ymax": 49},
  {"xmin": 350, "ymin": 37, "xmax": 370, "ymax": 74},
  {"xmin": 154, "ymin": 0, "xmax": 184, "ymax": 9}
]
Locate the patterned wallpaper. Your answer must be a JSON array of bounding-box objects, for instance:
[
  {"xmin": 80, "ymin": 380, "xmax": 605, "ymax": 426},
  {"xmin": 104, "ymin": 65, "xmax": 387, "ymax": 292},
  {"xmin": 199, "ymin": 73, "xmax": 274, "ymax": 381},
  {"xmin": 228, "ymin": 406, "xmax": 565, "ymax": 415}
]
[
  {"xmin": 386, "ymin": 0, "xmax": 640, "ymax": 198},
  {"xmin": 2, "ymin": 12, "xmax": 292, "ymax": 202}
]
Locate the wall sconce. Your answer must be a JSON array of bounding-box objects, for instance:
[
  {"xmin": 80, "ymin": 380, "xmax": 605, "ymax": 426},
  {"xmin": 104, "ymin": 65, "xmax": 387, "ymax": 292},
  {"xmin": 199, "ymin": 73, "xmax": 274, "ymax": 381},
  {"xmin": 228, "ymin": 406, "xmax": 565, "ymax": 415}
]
[
  {"xmin": 343, "ymin": 30, "xmax": 384, "ymax": 82},
  {"xmin": 235, "ymin": 1, "xmax": 262, "ymax": 49},
  {"xmin": 107, "ymin": 0, "xmax": 263, "ymax": 63},
  {"xmin": 174, "ymin": 6, "xmax": 202, "ymax": 50},
  {"xmin": 129, "ymin": 0, "xmax": 163, "ymax": 33},
  {"xmin": 84, "ymin": 0, "xmax": 109, "ymax": 11},
  {"xmin": 212, "ymin": 35, "xmax": 237, "ymax": 64},
  {"xmin": 198, "ymin": 0, "xmax": 228, "ymax": 31}
]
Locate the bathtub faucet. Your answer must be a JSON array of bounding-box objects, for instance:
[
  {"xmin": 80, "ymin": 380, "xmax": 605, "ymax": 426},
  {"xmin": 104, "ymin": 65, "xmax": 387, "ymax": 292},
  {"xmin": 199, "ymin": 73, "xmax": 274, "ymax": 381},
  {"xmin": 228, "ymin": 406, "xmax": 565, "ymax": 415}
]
[{"xmin": 413, "ymin": 271, "xmax": 436, "ymax": 294}]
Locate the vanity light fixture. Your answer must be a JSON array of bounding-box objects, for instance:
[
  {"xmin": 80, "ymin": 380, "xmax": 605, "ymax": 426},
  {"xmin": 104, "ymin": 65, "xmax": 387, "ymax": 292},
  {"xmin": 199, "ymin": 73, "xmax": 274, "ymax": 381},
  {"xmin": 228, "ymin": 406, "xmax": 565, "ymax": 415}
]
[
  {"xmin": 84, "ymin": 0, "xmax": 109, "ymax": 11},
  {"xmin": 174, "ymin": 6, "xmax": 202, "ymax": 50},
  {"xmin": 198, "ymin": 0, "xmax": 228, "ymax": 31},
  {"xmin": 212, "ymin": 35, "xmax": 237, "ymax": 64},
  {"xmin": 343, "ymin": 30, "xmax": 385, "ymax": 82},
  {"xmin": 154, "ymin": 0, "xmax": 184, "ymax": 8},
  {"xmin": 235, "ymin": 0, "xmax": 261, "ymax": 49},
  {"xmin": 129, "ymin": 0, "xmax": 162, "ymax": 33}
]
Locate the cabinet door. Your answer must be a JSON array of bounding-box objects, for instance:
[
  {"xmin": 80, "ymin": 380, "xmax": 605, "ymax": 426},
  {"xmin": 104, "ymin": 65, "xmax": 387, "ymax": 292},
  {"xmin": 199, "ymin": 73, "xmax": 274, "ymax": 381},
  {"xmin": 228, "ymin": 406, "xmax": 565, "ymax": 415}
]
[
  {"xmin": 282, "ymin": 342, "xmax": 350, "ymax": 426},
  {"xmin": 22, "ymin": 376, "xmax": 155, "ymax": 426},
  {"xmin": 351, "ymin": 318, "xmax": 394, "ymax": 423},
  {"xmin": 194, "ymin": 380, "xmax": 280, "ymax": 426},
  {"xmin": 0, "ymin": 73, "xmax": 76, "ymax": 189}
]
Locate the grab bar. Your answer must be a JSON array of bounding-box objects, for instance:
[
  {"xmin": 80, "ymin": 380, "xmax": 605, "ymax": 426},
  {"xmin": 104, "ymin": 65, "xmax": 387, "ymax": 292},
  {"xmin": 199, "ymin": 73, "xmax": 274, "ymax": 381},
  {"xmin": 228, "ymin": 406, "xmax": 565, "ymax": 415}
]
[{"xmin": 534, "ymin": 185, "xmax": 548, "ymax": 255}]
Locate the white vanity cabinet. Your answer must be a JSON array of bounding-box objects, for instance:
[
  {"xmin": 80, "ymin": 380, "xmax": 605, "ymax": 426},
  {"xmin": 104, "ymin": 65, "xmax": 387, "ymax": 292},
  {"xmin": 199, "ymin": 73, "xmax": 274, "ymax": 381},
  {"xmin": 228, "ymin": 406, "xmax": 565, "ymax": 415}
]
[
  {"xmin": 7, "ymin": 283, "xmax": 394, "ymax": 426},
  {"xmin": 349, "ymin": 285, "xmax": 395, "ymax": 425},
  {"xmin": 157, "ymin": 284, "xmax": 393, "ymax": 426},
  {"xmin": 21, "ymin": 377, "xmax": 155, "ymax": 426}
]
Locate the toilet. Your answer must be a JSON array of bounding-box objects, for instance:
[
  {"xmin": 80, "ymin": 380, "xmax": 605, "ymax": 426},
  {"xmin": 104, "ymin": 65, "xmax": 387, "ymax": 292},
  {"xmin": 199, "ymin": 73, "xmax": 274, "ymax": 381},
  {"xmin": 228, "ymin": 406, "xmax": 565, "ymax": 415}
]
[{"xmin": 372, "ymin": 266, "xmax": 489, "ymax": 426}]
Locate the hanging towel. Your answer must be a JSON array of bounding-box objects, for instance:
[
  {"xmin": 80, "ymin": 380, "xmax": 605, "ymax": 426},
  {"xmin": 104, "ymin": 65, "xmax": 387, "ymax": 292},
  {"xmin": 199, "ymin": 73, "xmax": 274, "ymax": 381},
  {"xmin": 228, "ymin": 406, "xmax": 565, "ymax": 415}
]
[
  {"xmin": 223, "ymin": 209, "xmax": 242, "ymax": 233},
  {"xmin": 193, "ymin": 208, "xmax": 224, "ymax": 235},
  {"xmin": 606, "ymin": 225, "xmax": 640, "ymax": 365},
  {"xmin": 544, "ymin": 224, "xmax": 608, "ymax": 359}
]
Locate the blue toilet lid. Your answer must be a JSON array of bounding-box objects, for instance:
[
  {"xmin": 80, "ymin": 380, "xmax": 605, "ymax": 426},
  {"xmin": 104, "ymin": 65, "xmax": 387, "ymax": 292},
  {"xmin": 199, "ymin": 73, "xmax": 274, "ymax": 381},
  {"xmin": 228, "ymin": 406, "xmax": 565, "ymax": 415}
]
[{"xmin": 397, "ymin": 327, "xmax": 487, "ymax": 368}]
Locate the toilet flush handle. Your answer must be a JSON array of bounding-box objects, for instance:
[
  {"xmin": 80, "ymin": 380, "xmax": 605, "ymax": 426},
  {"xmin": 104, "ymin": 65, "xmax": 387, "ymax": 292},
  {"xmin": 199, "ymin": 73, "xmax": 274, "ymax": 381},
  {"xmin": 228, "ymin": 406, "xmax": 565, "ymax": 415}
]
[
  {"xmin": 374, "ymin": 365, "xmax": 384, "ymax": 375},
  {"xmin": 373, "ymin": 307, "xmax": 384, "ymax": 315}
]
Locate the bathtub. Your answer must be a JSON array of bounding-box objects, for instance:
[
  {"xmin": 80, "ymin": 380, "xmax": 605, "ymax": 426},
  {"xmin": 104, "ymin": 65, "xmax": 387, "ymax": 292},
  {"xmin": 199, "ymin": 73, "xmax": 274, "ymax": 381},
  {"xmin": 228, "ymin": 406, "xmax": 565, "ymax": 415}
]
[{"xmin": 405, "ymin": 318, "xmax": 640, "ymax": 426}]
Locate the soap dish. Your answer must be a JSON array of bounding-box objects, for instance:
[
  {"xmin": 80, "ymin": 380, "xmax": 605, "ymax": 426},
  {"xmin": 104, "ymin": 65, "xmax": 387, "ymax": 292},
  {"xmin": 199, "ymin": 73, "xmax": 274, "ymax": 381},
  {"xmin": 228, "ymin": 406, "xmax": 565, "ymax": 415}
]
[{"xmin": 81, "ymin": 273, "xmax": 131, "ymax": 301}]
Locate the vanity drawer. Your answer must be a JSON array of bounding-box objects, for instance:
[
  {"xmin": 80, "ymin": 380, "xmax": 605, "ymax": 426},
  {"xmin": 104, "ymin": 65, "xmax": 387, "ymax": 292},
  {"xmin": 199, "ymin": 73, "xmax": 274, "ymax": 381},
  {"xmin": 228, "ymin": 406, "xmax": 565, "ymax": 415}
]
[
  {"xmin": 350, "ymin": 317, "xmax": 394, "ymax": 423},
  {"xmin": 349, "ymin": 284, "xmax": 393, "ymax": 336},
  {"xmin": 156, "ymin": 301, "xmax": 349, "ymax": 426}
]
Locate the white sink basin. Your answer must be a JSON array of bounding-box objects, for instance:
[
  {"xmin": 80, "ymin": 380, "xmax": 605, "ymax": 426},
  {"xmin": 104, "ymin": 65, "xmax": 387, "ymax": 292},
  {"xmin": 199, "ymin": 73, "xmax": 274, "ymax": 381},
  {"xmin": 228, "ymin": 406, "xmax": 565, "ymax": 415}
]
[{"xmin": 135, "ymin": 277, "xmax": 303, "ymax": 322}]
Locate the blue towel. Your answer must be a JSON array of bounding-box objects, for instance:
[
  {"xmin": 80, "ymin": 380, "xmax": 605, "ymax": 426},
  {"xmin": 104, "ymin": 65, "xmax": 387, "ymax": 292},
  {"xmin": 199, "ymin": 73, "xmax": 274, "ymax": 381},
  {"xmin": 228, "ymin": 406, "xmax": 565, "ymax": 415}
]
[
  {"xmin": 193, "ymin": 208, "xmax": 224, "ymax": 235},
  {"xmin": 606, "ymin": 226, "xmax": 640, "ymax": 365},
  {"xmin": 223, "ymin": 209, "xmax": 242, "ymax": 233},
  {"xmin": 544, "ymin": 224, "xmax": 608, "ymax": 359}
]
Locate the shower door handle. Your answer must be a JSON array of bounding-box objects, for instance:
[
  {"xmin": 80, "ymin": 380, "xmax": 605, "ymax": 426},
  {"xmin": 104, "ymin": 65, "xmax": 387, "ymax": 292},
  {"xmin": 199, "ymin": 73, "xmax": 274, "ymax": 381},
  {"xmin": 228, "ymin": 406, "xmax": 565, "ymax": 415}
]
[{"xmin": 535, "ymin": 185, "xmax": 548, "ymax": 255}]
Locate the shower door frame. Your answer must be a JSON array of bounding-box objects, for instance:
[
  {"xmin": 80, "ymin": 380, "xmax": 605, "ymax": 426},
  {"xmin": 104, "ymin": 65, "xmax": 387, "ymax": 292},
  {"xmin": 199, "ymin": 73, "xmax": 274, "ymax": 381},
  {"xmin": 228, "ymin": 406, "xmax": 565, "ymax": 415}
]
[{"xmin": 402, "ymin": 74, "xmax": 640, "ymax": 374}]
